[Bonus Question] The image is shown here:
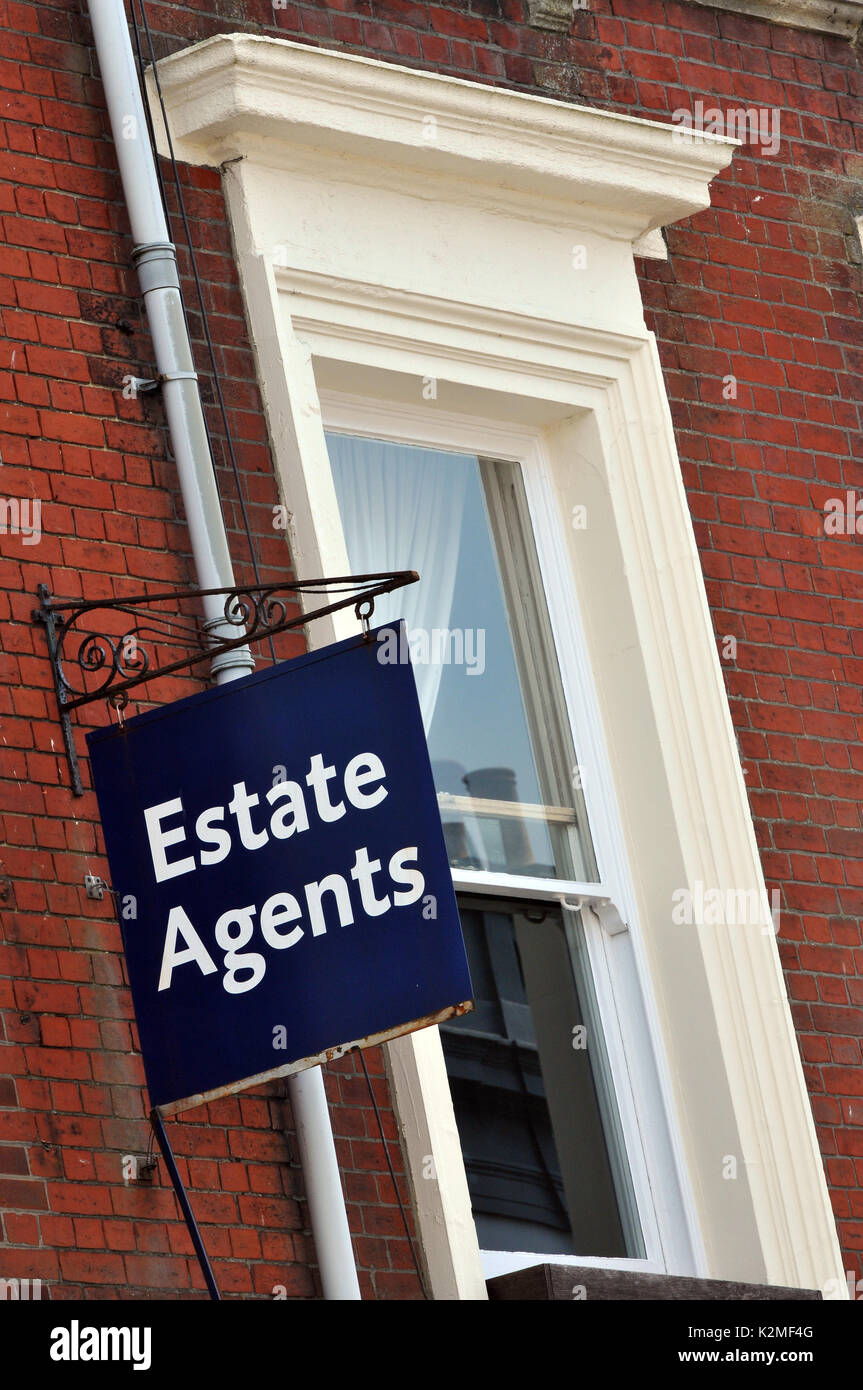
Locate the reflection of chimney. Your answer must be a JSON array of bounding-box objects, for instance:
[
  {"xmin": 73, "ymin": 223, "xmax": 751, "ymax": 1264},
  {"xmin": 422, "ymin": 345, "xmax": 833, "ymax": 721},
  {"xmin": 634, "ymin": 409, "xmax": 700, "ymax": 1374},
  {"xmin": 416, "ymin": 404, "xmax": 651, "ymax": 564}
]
[
  {"xmin": 432, "ymin": 760, "xmax": 467, "ymax": 796},
  {"xmin": 463, "ymin": 766, "xmax": 533, "ymax": 871},
  {"xmin": 442, "ymin": 821, "xmax": 472, "ymax": 866},
  {"xmin": 434, "ymin": 760, "xmax": 480, "ymax": 868}
]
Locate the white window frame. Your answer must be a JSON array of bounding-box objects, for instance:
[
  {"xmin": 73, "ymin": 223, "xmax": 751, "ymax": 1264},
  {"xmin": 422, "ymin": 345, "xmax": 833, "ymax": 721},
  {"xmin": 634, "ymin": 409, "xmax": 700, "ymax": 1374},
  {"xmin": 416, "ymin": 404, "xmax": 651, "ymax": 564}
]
[
  {"xmin": 149, "ymin": 32, "xmax": 848, "ymax": 1300},
  {"xmin": 320, "ymin": 393, "xmax": 700, "ymax": 1281}
]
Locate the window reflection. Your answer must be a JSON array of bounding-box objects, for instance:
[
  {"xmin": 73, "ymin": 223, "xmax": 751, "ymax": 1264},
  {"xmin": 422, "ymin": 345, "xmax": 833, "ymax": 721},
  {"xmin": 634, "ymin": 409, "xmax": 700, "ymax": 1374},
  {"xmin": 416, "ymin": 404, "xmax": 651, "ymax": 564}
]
[
  {"xmin": 440, "ymin": 899, "xmax": 632, "ymax": 1257},
  {"xmin": 327, "ymin": 433, "xmax": 597, "ymax": 883}
]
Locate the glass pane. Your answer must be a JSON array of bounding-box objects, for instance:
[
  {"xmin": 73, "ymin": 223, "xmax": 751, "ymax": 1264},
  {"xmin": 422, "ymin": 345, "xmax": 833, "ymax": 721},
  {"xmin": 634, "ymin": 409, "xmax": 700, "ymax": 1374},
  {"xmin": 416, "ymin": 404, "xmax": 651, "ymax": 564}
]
[
  {"xmin": 440, "ymin": 897, "xmax": 642, "ymax": 1258},
  {"xmin": 326, "ymin": 433, "xmax": 597, "ymax": 883}
]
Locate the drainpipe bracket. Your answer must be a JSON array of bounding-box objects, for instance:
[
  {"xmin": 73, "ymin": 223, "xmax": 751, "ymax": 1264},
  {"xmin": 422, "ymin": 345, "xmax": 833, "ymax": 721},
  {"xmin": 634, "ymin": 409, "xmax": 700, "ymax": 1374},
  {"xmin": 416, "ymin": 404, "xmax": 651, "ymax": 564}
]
[{"xmin": 125, "ymin": 376, "xmax": 160, "ymax": 396}]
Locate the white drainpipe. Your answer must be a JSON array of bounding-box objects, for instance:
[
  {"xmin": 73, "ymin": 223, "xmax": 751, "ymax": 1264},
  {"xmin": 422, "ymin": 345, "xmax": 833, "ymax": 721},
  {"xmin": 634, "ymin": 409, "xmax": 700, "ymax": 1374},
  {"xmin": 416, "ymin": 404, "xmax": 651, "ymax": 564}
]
[{"xmin": 86, "ymin": 0, "xmax": 361, "ymax": 1301}]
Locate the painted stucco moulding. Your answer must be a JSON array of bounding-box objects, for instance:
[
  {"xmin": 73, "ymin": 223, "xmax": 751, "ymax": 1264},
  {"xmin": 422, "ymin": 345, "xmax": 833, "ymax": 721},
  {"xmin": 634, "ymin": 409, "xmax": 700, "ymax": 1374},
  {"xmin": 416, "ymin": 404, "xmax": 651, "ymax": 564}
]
[
  {"xmin": 691, "ymin": 0, "xmax": 863, "ymax": 36},
  {"xmin": 148, "ymin": 34, "xmax": 736, "ymax": 241},
  {"xmin": 527, "ymin": 0, "xmax": 863, "ymax": 34}
]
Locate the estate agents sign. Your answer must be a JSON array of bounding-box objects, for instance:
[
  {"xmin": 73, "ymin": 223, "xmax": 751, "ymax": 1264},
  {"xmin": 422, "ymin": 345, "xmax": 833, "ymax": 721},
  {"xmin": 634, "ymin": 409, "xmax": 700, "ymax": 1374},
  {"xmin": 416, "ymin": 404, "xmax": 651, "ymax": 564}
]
[{"xmin": 87, "ymin": 624, "xmax": 473, "ymax": 1112}]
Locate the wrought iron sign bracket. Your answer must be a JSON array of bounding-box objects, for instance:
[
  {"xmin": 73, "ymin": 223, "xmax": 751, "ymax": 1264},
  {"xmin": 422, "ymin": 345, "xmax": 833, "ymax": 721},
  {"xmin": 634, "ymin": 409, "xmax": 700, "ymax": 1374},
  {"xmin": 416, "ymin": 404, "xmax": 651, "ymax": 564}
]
[{"xmin": 33, "ymin": 571, "xmax": 418, "ymax": 797}]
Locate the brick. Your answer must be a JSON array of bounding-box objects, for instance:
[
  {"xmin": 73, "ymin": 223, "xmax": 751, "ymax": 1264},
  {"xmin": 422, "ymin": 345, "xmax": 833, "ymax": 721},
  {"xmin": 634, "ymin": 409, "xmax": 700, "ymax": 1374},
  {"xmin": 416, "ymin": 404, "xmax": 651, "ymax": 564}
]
[
  {"xmin": 122, "ymin": 1253, "xmax": 191, "ymax": 1289},
  {"xmin": 0, "ymin": 1177, "xmax": 47, "ymax": 1209},
  {"xmin": 0, "ymin": 1144, "xmax": 29, "ymax": 1174},
  {"xmin": 3, "ymin": 1210, "xmax": 40, "ymax": 1243},
  {"xmin": 58, "ymin": 1250, "xmax": 125, "ymax": 1285}
]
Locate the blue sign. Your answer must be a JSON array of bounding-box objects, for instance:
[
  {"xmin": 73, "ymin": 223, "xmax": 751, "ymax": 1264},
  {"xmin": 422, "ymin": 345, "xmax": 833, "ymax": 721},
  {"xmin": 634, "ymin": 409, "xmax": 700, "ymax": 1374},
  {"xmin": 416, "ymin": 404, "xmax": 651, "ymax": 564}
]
[{"xmin": 86, "ymin": 625, "xmax": 473, "ymax": 1112}]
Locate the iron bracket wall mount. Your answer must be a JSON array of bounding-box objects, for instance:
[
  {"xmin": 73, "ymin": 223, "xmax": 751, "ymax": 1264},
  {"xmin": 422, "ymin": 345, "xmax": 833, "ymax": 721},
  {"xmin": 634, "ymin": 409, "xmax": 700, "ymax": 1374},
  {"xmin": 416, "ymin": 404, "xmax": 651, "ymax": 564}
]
[{"xmin": 33, "ymin": 571, "xmax": 418, "ymax": 796}]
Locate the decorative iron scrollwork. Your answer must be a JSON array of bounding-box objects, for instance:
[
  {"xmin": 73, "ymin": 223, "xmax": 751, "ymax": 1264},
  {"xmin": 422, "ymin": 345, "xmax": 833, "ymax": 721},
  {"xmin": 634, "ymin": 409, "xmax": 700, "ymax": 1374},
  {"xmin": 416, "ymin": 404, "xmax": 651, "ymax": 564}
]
[{"xmin": 33, "ymin": 572, "xmax": 418, "ymax": 796}]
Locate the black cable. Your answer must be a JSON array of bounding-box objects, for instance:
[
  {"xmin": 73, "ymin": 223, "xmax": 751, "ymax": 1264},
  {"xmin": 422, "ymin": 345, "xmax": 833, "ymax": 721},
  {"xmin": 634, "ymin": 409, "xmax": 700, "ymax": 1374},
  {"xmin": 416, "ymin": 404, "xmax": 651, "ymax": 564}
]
[
  {"xmin": 128, "ymin": 1, "xmax": 170, "ymax": 220},
  {"xmin": 357, "ymin": 1048, "xmax": 429, "ymax": 1299},
  {"xmin": 129, "ymin": 0, "xmax": 279, "ymax": 665}
]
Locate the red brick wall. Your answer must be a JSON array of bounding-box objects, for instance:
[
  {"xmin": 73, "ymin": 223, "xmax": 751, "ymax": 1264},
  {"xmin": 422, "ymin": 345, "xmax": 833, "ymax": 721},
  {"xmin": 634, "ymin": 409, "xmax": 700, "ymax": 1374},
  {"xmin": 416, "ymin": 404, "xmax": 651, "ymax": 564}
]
[
  {"xmin": 1, "ymin": 0, "xmax": 862, "ymax": 1295},
  {"xmin": 0, "ymin": 2, "xmax": 420, "ymax": 1298}
]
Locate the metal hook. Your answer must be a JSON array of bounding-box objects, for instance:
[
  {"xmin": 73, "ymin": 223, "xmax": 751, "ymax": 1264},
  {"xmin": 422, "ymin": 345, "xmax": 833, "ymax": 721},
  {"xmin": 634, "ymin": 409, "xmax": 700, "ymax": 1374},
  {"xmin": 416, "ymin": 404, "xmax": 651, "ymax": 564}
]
[
  {"xmin": 355, "ymin": 598, "xmax": 374, "ymax": 642},
  {"xmin": 108, "ymin": 690, "xmax": 129, "ymax": 727}
]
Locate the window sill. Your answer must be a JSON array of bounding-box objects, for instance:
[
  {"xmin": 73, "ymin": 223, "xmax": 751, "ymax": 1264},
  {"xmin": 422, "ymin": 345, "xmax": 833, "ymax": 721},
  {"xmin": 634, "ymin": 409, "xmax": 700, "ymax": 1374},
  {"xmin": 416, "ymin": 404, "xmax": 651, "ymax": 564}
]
[{"xmin": 487, "ymin": 1264, "xmax": 822, "ymax": 1301}]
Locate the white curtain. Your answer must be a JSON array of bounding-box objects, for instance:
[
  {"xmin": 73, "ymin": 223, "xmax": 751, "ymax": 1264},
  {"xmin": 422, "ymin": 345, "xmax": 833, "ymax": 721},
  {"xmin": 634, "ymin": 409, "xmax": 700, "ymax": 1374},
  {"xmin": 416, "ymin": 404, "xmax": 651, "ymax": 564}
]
[{"xmin": 328, "ymin": 434, "xmax": 467, "ymax": 731}]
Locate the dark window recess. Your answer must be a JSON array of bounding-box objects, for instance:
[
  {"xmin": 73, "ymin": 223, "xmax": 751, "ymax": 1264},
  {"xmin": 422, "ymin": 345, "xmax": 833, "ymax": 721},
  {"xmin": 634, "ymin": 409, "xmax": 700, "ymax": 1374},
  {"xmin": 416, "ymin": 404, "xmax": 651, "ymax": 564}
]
[{"xmin": 440, "ymin": 898, "xmax": 632, "ymax": 1259}]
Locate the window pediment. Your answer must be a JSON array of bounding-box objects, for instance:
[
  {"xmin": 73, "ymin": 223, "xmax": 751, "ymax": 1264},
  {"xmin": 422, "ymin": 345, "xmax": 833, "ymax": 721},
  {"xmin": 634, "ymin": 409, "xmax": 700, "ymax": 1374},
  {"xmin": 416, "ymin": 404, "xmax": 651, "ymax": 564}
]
[{"xmin": 149, "ymin": 33, "xmax": 735, "ymax": 245}]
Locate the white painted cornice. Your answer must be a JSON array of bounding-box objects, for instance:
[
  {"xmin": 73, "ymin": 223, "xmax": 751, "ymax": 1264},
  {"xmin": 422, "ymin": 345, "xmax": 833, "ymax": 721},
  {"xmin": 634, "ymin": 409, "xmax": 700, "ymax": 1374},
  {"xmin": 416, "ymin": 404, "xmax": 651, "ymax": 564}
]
[
  {"xmin": 691, "ymin": 0, "xmax": 863, "ymax": 37},
  {"xmin": 148, "ymin": 34, "xmax": 735, "ymax": 238}
]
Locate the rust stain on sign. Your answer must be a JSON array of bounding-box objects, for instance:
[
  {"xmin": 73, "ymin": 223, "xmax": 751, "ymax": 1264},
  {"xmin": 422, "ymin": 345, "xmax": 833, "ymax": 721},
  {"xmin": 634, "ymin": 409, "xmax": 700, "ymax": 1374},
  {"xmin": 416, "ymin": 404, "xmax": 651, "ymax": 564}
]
[{"xmin": 156, "ymin": 1000, "xmax": 474, "ymax": 1117}]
